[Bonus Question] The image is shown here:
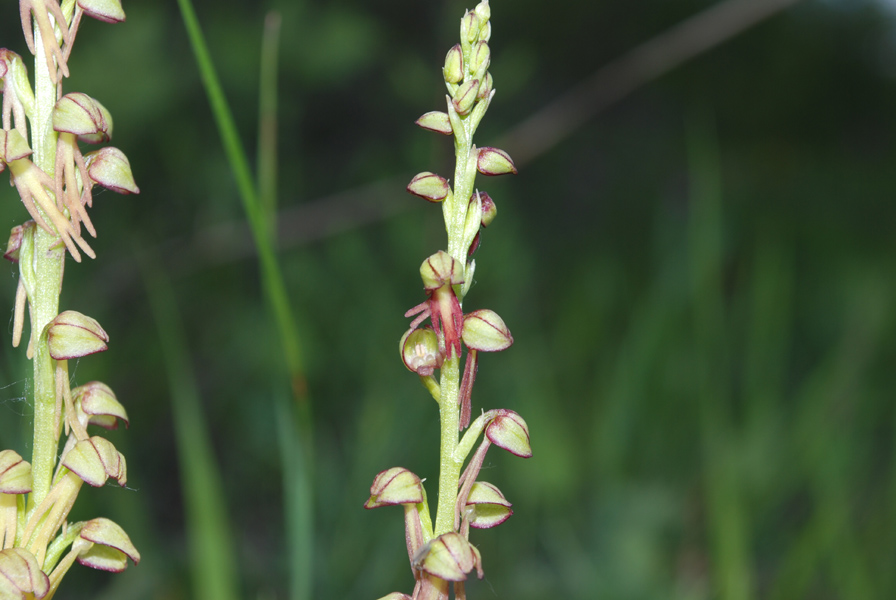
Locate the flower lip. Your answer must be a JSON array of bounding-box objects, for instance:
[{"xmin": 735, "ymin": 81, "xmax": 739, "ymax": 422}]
[{"xmin": 400, "ymin": 327, "xmax": 442, "ymax": 376}]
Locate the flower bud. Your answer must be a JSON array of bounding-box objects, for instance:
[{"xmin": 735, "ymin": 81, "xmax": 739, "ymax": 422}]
[
  {"xmin": 85, "ymin": 146, "xmax": 140, "ymax": 194},
  {"xmin": 46, "ymin": 310, "xmax": 109, "ymax": 360},
  {"xmin": 443, "ymin": 44, "xmax": 464, "ymax": 84},
  {"xmin": 474, "ymin": 0, "xmax": 491, "ymax": 23},
  {"xmin": 420, "ymin": 251, "xmax": 464, "ymax": 292},
  {"xmin": 477, "ymin": 71, "xmax": 493, "ymax": 100},
  {"xmin": 78, "ymin": 518, "xmax": 140, "ymax": 571},
  {"xmin": 479, "ymin": 191, "xmax": 497, "ymax": 227},
  {"xmin": 485, "ymin": 409, "xmax": 532, "ymax": 458},
  {"xmin": 470, "ymin": 41, "xmax": 490, "ymax": 77},
  {"xmin": 376, "ymin": 594, "xmax": 411, "ymax": 600},
  {"xmin": 415, "ymin": 111, "xmax": 453, "ymax": 136},
  {"xmin": 78, "ymin": 0, "xmax": 127, "ymax": 24},
  {"xmin": 73, "ymin": 381, "xmax": 129, "ymax": 429},
  {"xmin": 407, "ymin": 171, "xmax": 450, "ymax": 203},
  {"xmin": 452, "ymin": 78, "xmax": 480, "ymax": 116},
  {"xmin": 62, "ymin": 436, "xmax": 127, "ymax": 487},
  {"xmin": 3, "ymin": 223, "xmax": 27, "ymax": 263},
  {"xmin": 0, "ymin": 450, "xmax": 31, "ymax": 494},
  {"xmin": 53, "ymin": 93, "xmax": 113, "ymax": 143},
  {"xmin": 0, "ymin": 129, "xmax": 33, "ymax": 167},
  {"xmin": 462, "ymin": 309, "xmax": 512, "ymax": 352},
  {"xmin": 400, "ymin": 327, "xmax": 442, "ymax": 376},
  {"xmin": 0, "ymin": 549, "xmax": 49, "ymax": 598},
  {"xmin": 466, "ymin": 481, "xmax": 512, "ymax": 529},
  {"xmin": 477, "ymin": 146, "xmax": 517, "ymax": 176},
  {"xmin": 365, "ymin": 467, "xmax": 424, "ymax": 508},
  {"xmin": 480, "ymin": 20, "xmax": 492, "ymax": 43},
  {"xmin": 0, "ymin": 49, "xmax": 35, "ymax": 117},
  {"xmin": 460, "ymin": 10, "xmax": 482, "ymax": 45},
  {"xmin": 413, "ymin": 532, "xmax": 484, "ymax": 581}
]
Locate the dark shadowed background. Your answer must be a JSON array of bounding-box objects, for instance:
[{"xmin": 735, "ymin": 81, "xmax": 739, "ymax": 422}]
[{"xmin": 1, "ymin": 0, "xmax": 895, "ymax": 598}]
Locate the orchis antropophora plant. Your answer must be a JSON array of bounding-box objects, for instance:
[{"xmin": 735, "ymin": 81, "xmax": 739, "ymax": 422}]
[
  {"xmin": 365, "ymin": 3, "xmax": 531, "ymax": 599},
  {"xmin": 0, "ymin": 0, "xmax": 140, "ymax": 597}
]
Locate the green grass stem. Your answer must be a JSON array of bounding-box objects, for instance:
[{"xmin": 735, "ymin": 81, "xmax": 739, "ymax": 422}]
[
  {"xmin": 141, "ymin": 252, "xmax": 240, "ymax": 600},
  {"xmin": 686, "ymin": 112, "xmax": 753, "ymax": 600},
  {"xmin": 175, "ymin": 3, "xmax": 314, "ymax": 597}
]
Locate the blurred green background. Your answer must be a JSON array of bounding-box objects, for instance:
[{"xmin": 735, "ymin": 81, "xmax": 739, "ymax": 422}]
[{"xmin": 2, "ymin": 0, "xmax": 896, "ymax": 598}]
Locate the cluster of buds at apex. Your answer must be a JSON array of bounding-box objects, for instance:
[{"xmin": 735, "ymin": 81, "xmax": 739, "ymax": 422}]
[{"xmin": 404, "ymin": 251, "xmax": 465, "ymax": 360}]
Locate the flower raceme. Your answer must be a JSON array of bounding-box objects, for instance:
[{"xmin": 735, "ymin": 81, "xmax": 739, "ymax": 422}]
[
  {"xmin": 0, "ymin": 0, "xmax": 140, "ymax": 596},
  {"xmin": 368, "ymin": 3, "xmax": 531, "ymax": 599}
]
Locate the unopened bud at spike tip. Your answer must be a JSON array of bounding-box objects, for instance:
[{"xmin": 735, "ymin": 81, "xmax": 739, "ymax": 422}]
[
  {"xmin": 470, "ymin": 41, "xmax": 490, "ymax": 77},
  {"xmin": 443, "ymin": 44, "xmax": 464, "ymax": 84},
  {"xmin": 452, "ymin": 79, "xmax": 480, "ymax": 116}
]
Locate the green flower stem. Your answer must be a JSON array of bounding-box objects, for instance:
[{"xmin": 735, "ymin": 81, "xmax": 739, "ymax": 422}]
[
  {"xmin": 434, "ymin": 124, "xmax": 481, "ymax": 537},
  {"xmin": 28, "ymin": 27, "xmax": 65, "ymax": 513},
  {"xmin": 435, "ymin": 356, "xmax": 462, "ymax": 536}
]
